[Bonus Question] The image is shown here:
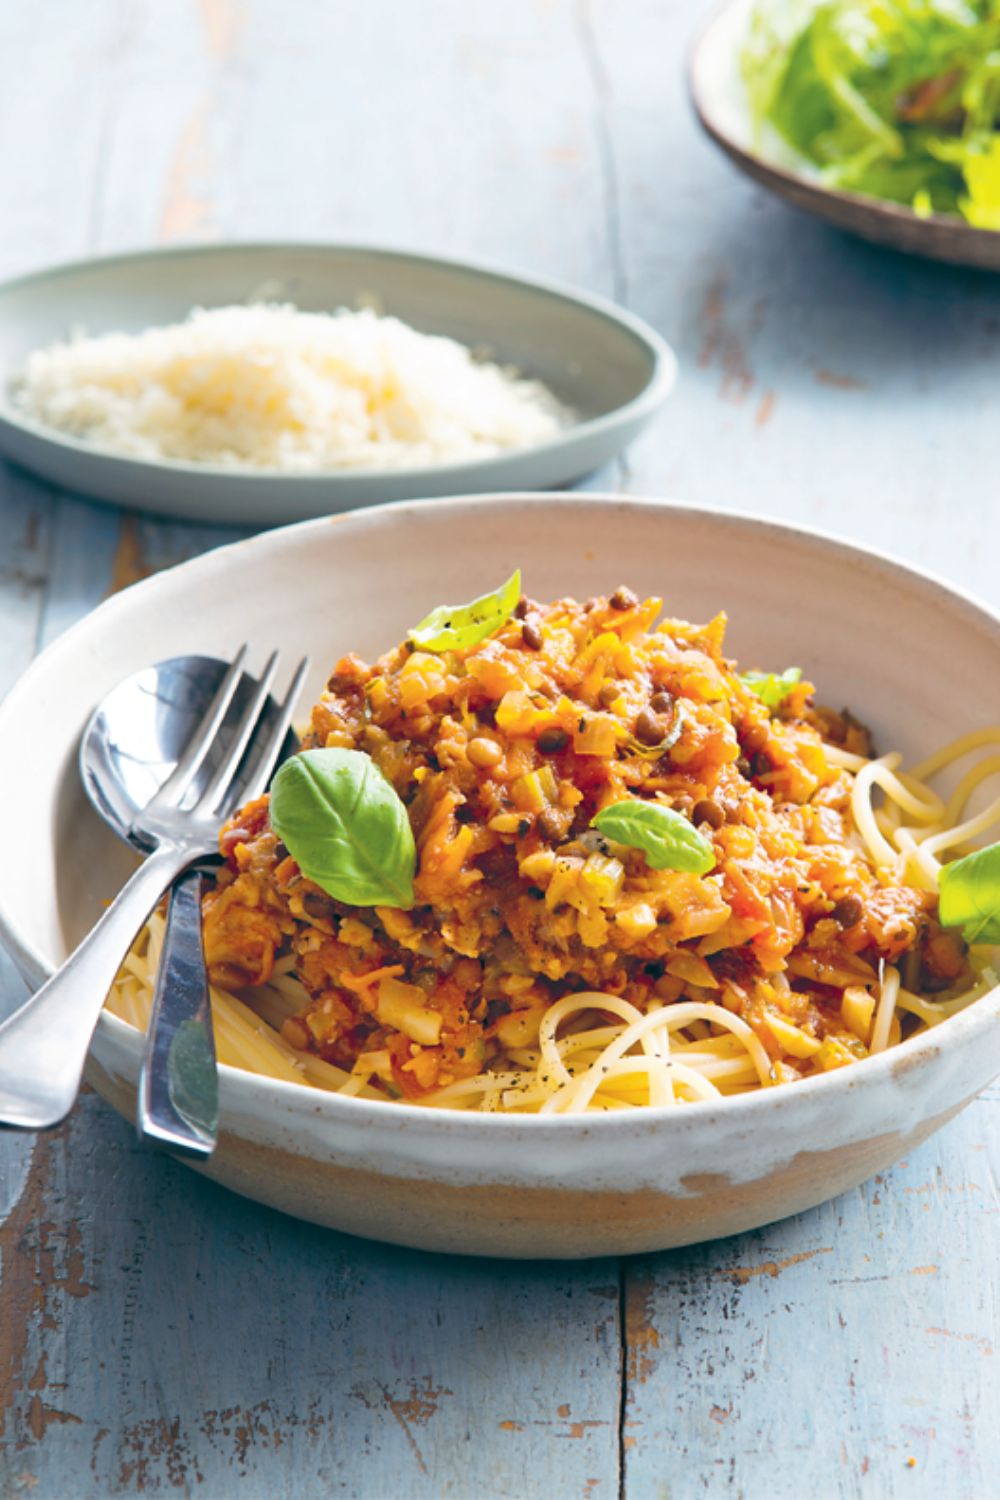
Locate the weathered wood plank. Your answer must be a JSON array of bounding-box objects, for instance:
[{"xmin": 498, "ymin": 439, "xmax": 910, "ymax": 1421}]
[
  {"xmin": 0, "ymin": 0, "xmax": 128, "ymax": 279},
  {"xmin": 96, "ymin": 0, "xmax": 210, "ymax": 252},
  {"xmin": 222, "ymin": 0, "xmax": 614, "ymax": 287},
  {"xmin": 621, "ymin": 1084, "xmax": 1000, "ymax": 1500},
  {"xmin": 3, "ymin": 1091, "xmax": 623, "ymax": 1499},
  {"xmin": 0, "ymin": 462, "xmax": 58, "ymax": 1491},
  {"xmin": 0, "ymin": 472, "xmax": 52, "ymax": 701},
  {"xmin": 0, "ymin": 0, "xmax": 119, "ymax": 1379}
]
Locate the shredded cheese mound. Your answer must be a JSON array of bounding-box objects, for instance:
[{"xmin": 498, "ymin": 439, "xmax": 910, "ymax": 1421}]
[{"xmin": 14, "ymin": 303, "xmax": 570, "ymax": 472}]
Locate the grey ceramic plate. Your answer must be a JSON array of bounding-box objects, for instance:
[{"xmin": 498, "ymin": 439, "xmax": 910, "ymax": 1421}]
[
  {"xmin": 0, "ymin": 243, "xmax": 676, "ymax": 526},
  {"xmin": 691, "ymin": 0, "xmax": 1000, "ymax": 272}
]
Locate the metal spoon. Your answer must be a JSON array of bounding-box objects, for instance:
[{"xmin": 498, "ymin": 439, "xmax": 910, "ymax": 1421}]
[
  {"xmin": 0, "ymin": 652, "xmax": 303, "ymax": 1141},
  {"xmin": 80, "ymin": 653, "xmax": 301, "ymax": 1156}
]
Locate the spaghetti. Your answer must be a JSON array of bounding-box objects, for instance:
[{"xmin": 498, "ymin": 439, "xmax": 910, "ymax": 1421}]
[{"xmin": 106, "ymin": 589, "xmax": 1000, "ymax": 1114}]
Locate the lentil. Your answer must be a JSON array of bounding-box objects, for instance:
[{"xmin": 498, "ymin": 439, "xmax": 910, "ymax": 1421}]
[
  {"xmin": 609, "ymin": 585, "xmax": 638, "ymax": 610},
  {"xmin": 832, "ymin": 895, "xmax": 863, "ymax": 928},
  {"xmin": 693, "ymin": 798, "xmax": 725, "ymax": 829},
  {"xmin": 521, "ymin": 618, "xmax": 543, "ymax": 651},
  {"xmin": 634, "ymin": 708, "xmax": 667, "ymax": 745},
  {"xmin": 302, "ymin": 891, "xmax": 335, "ymax": 921},
  {"xmin": 467, "ymin": 736, "xmax": 503, "ymax": 768},
  {"xmin": 537, "ymin": 726, "xmax": 570, "ymax": 754}
]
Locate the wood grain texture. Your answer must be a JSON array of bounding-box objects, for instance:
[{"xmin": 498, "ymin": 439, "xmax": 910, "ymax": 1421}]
[
  {"xmin": 3, "ymin": 1092, "xmax": 622, "ymax": 1498},
  {"xmin": 0, "ymin": 0, "xmax": 998, "ymax": 1495},
  {"xmin": 623, "ymin": 1082, "xmax": 1000, "ymax": 1499}
]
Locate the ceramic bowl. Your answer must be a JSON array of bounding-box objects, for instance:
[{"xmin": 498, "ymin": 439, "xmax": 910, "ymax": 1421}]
[
  {"xmin": 1, "ymin": 494, "xmax": 999, "ymax": 1259},
  {"xmin": 690, "ymin": 0, "xmax": 1000, "ymax": 272},
  {"xmin": 0, "ymin": 243, "xmax": 675, "ymax": 525}
]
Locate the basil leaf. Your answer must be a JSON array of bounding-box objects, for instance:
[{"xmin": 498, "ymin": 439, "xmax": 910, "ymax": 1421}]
[
  {"xmin": 270, "ymin": 748, "xmax": 416, "ymax": 910},
  {"xmin": 408, "ymin": 569, "xmax": 521, "ymax": 653},
  {"xmin": 590, "ymin": 799, "xmax": 715, "ymax": 874},
  {"xmin": 938, "ymin": 841, "xmax": 1000, "ymax": 946},
  {"xmin": 740, "ymin": 667, "xmax": 802, "ymax": 710}
]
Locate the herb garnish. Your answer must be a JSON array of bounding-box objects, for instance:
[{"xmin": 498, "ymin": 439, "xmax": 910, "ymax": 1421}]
[
  {"xmin": 590, "ymin": 799, "xmax": 715, "ymax": 874},
  {"xmin": 938, "ymin": 841, "xmax": 1000, "ymax": 946},
  {"xmin": 269, "ymin": 747, "xmax": 416, "ymax": 909},
  {"xmin": 408, "ymin": 569, "xmax": 521, "ymax": 654},
  {"xmin": 740, "ymin": 666, "xmax": 802, "ymax": 710},
  {"xmin": 627, "ymin": 703, "xmax": 687, "ymax": 759}
]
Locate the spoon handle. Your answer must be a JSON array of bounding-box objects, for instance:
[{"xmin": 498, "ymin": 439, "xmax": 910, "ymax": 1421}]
[
  {"xmin": 138, "ymin": 870, "xmax": 218, "ymax": 1159},
  {"xmin": 0, "ymin": 841, "xmax": 209, "ymax": 1130}
]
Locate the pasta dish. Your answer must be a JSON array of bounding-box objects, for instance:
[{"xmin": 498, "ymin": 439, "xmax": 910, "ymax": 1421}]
[{"xmin": 108, "ymin": 574, "xmax": 1000, "ymax": 1114}]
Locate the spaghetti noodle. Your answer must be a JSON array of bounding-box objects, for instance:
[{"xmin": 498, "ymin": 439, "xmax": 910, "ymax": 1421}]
[{"xmin": 106, "ymin": 588, "xmax": 1000, "ymax": 1114}]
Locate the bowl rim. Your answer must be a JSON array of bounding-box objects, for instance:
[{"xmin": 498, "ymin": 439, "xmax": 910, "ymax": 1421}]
[
  {"xmin": 2, "ymin": 490, "xmax": 999, "ymax": 1135},
  {"xmin": 687, "ymin": 0, "xmax": 1000, "ymax": 246},
  {"xmin": 0, "ymin": 239, "xmax": 677, "ymax": 483}
]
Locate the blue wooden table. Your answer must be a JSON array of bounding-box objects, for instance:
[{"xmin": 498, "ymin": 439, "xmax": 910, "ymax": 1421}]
[{"xmin": 1, "ymin": 3, "xmax": 998, "ymax": 1496}]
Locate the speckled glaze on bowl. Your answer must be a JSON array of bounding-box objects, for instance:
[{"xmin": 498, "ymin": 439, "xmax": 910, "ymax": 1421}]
[{"xmin": 1, "ymin": 494, "xmax": 999, "ymax": 1259}]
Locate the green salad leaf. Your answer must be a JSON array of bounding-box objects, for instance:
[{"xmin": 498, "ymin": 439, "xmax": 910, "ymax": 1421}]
[
  {"xmin": 591, "ymin": 800, "xmax": 716, "ymax": 874},
  {"xmin": 938, "ymin": 840, "xmax": 1000, "ymax": 945},
  {"xmin": 740, "ymin": 666, "xmax": 802, "ymax": 709},
  {"xmin": 270, "ymin": 748, "xmax": 416, "ymax": 909},
  {"xmin": 742, "ymin": 0, "xmax": 1000, "ymax": 226},
  {"xmin": 409, "ymin": 569, "xmax": 521, "ymax": 654}
]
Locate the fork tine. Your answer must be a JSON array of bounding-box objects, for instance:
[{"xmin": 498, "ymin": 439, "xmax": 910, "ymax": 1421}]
[
  {"xmin": 224, "ymin": 655, "xmax": 311, "ymax": 811},
  {"xmin": 195, "ymin": 651, "xmax": 281, "ymax": 814},
  {"xmin": 152, "ymin": 645, "xmax": 249, "ymax": 809}
]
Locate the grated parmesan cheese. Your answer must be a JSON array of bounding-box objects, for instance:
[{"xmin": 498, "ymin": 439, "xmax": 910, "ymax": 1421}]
[{"xmin": 13, "ymin": 303, "xmax": 570, "ymax": 472}]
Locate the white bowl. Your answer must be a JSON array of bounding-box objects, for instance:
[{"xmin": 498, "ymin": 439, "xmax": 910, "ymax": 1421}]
[
  {"xmin": 0, "ymin": 243, "xmax": 675, "ymax": 524},
  {"xmin": 2, "ymin": 494, "xmax": 999, "ymax": 1258}
]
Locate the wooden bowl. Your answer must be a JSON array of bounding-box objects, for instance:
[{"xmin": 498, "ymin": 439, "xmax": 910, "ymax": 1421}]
[
  {"xmin": 690, "ymin": 0, "xmax": 1000, "ymax": 272},
  {"xmin": 2, "ymin": 494, "xmax": 1000, "ymax": 1257}
]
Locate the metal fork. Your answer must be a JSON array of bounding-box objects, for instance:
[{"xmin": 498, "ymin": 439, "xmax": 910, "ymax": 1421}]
[
  {"xmin": 135, "ymin": 650, "xmax": 305, "ymax": 1159},
  {"xmin": 0, "ymin": 650, "xmax": 309, "ymax": 1134}
]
